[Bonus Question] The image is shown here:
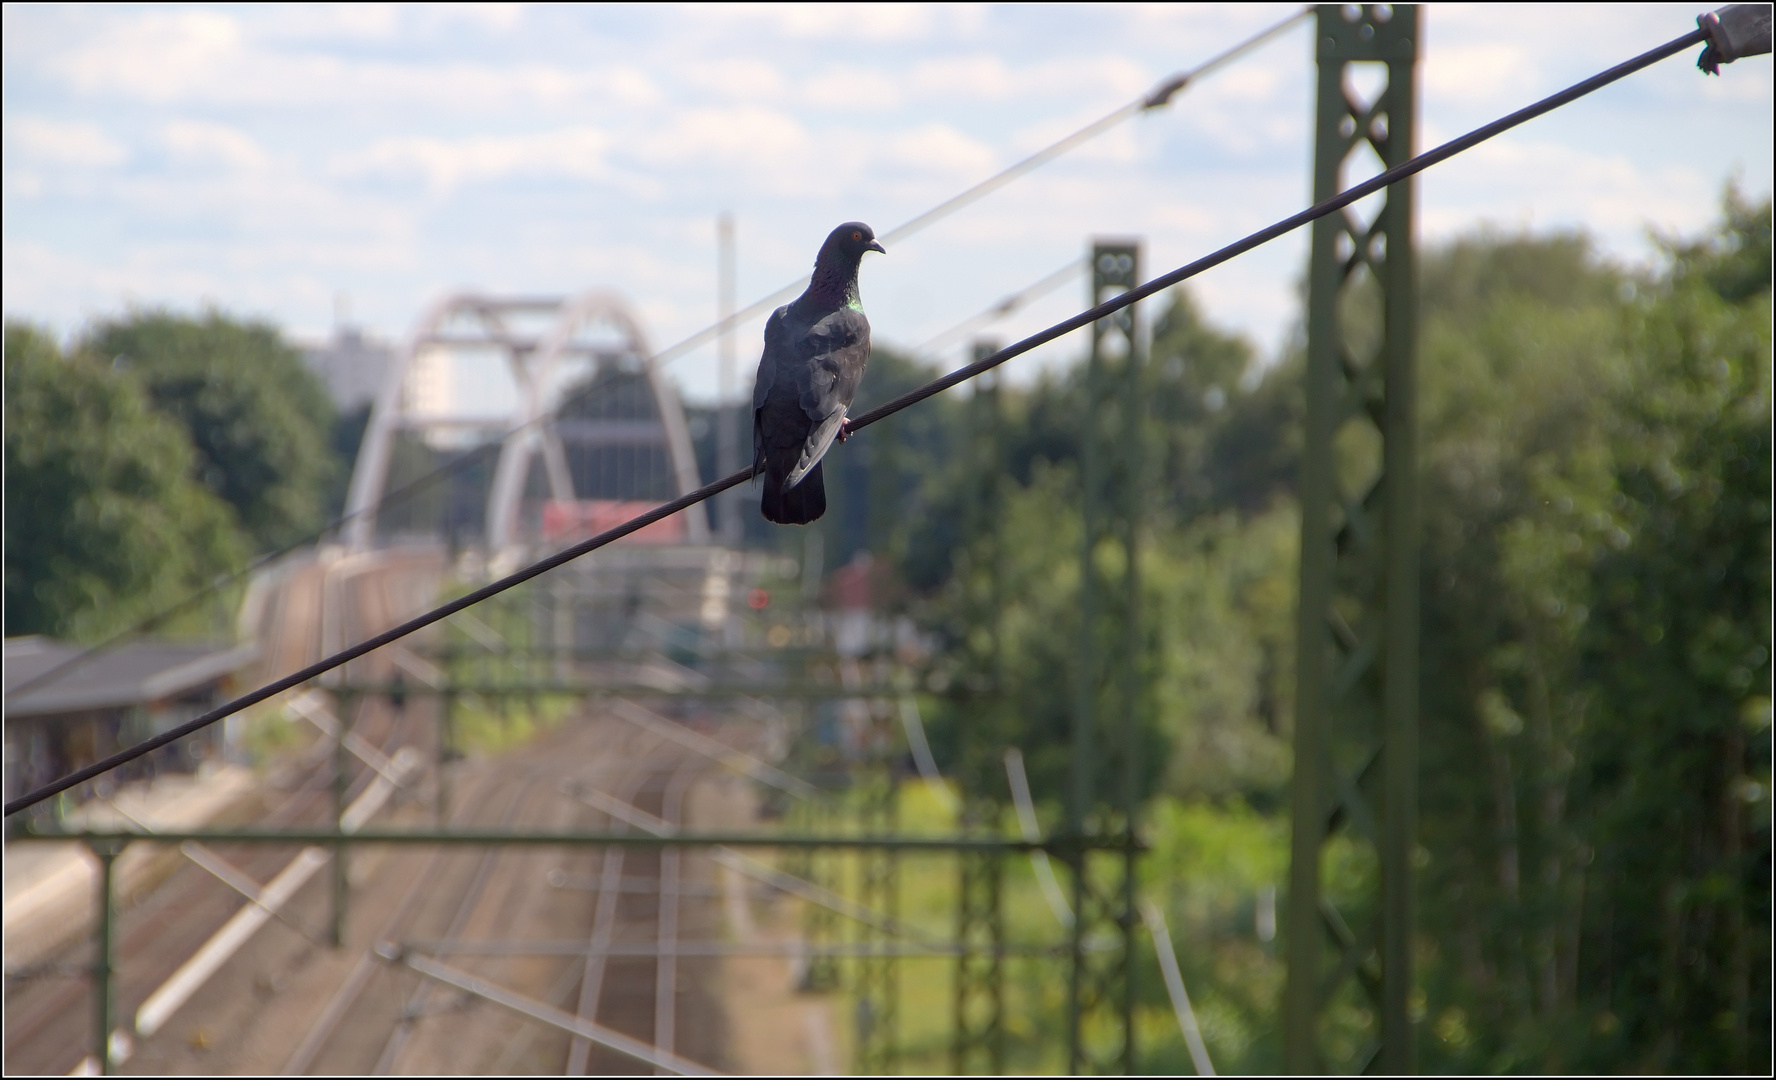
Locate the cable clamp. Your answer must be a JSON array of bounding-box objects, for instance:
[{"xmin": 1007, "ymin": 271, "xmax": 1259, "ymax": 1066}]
[
  {"xmin": 1142, "ymin": 74, "xmax": 1191, "ymax": 110},
  {"xmin": 1698, "ymin": 5, "xmax": 1773, "ymax": 74}
]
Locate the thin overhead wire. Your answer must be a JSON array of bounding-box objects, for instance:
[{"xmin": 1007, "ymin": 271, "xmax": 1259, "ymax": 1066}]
[
  {"xmin": 6, "ymin": 7, "xmax": 1311, "ymax": 706},
  {"xmin": 635, "ymin": 4, "xmax": 1315, "ymax": 374},
  {"xmin": 880, "ymin": 6, "xmax": 1315, "ymax": 238},
  {"xmin": 915, "ymin": 260, "xmax": 1086, "ymax": 358},
  {"xmin": 1005, "ymin": 748, "xmax": 1075, "ymax": 928},
  {"xmin": 1142, "ymin": 900, "xmax": 1216, "ymax": 1076},
  {"xmin": 6, "ymin": 545, "xmax": 301, "ymax": 703},
  {"xmin": 4, "ymin": 22, "xmax": 1712, "ymax": 819}
]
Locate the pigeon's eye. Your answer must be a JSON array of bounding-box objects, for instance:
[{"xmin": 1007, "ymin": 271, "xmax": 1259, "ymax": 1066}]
[{"xmin": 852, "ymin": 231, "xmax": 862, "ymax": 241}]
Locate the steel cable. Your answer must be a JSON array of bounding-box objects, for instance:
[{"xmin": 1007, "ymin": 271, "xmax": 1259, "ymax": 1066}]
[
  {"xmin": 4, "ymin": 23, "xmax": 1711, "ymax": 819},
  {"xmin": 915, "ymin": 259, "xmax": 1086, "ymax": 359},
  {"xmin": 4, "ymin": 8, "xmax": 1311, "ymax": 705}
]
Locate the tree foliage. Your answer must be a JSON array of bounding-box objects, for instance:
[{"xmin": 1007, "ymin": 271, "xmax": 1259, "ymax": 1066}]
[
  {"xmin": 865, "ymin": 192, "xmax": 1769, "ymax": 1073},
  {"xmin": 82, "ymin": 311, "xmax": 338, "ymax": 552},
  {"xmin": 1410, "ymin": 206, "xmax": 1771, "ymax": 1074},
  {"xmin": 3, "ymin": 323, "xmax": 243, "ymax": 641}
]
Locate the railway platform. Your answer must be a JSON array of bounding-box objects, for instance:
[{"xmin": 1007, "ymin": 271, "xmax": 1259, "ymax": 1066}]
[{"xmin": 3, "ymin": 764, "xmax": 261, "ymax": 972}]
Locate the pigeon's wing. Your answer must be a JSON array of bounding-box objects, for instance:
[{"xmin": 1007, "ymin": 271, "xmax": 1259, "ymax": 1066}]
[
  {"xmin": 794, "ymin": 307, "xmax": 872, "ymax": 420},
  {"xmin": 782, "ymin": 307, "xmax": 871, "ymax": 490},
  {"xmin": 752, "ymin": 307, "xmax": 792, "ymax": 469},
  {"xmin": 783, "ymin": 409, "xmax": 846, "ymax": 492}
]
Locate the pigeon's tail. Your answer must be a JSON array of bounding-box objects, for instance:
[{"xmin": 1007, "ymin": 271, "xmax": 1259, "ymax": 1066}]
[{"xmin": 761, "ymin": 461, "xmax": 826, "ymax": 525}]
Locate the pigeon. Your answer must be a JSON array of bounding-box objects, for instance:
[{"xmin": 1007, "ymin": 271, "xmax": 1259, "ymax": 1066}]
[{"xmin": 752, "ymin": 221, "xmax": 885, "ymax": 525}]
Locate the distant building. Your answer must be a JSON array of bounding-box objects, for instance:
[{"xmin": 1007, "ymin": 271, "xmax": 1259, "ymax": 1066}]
[
  {"xmin": 405, "ymin": 343, "xmax": 455, "ymax": 423},
  {"xmin": 2, "ymin": 636, "xmax": 258, "ymax": 826},
  {"xmin": 301, "ymin": 325, "xmax": 395, "ymax": 414},
  {"xmin": 828, "ymin": 552, "xmax": 883, "ymax": 657}
]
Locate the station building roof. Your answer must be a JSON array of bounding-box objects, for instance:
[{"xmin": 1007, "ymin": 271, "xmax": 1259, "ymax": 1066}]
[{"xmin": 2, "ymin": 636, "xmax": 258, "ymax": 719}]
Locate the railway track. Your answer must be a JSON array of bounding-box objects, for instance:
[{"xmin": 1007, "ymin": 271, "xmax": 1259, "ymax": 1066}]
[
  {"xmin": 5, "ymin": 547, "xmax": 808, "ymax": 1076},
  {"xmin": 1, "ymin": 687, "xmax": 420, "ymax": 1066},
  {"xmin": 5, "ymin": 701, "xmax": 762, "ymax": 1075},
  {"xmin": 286, "ymin": 711, "xmax": 730, "ymax": 1075},
  {"xmin": 2, "ymin": 552, "xmax": 442, "ymax": 1075}
]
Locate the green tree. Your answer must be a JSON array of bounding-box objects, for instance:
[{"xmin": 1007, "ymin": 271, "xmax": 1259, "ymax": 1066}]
[
  {"xmin": 894, "ymin": 199, "xmax": 1770, "ymax": 1074},
  {"xmin": 1146, "ymin": 288, "xmax": 1298, "ymax": 517},
  {"xmin": 83, "ymin": 311, "xmax": 337, "ymax": 552},
  {"xmin": 1410, "ymin": 231, "xmax": 1647, "ymax": 1071},
  {"xmin": 1660, "ymin": 182, "xmax": 1772, "ymax": 304},
  {"xmin": 913, "ymin": 287, "xmax": 1299, "ymax": 815},
  {"xmin": 1408, "ymin": 203, "xmax": 1772, "ymax": 1073},
  {"xmin": 3, "ymin": 322, "xmax": 243, "ymax": 641},
  {"xmin": 1565, "ymin": 200, "xmax": 1771, "ymax": 1073}
]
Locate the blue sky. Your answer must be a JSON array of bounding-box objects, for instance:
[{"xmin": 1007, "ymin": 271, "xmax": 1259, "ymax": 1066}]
[{"xmin": 3, "ymin": 3, "xmax": 1770, "ymax": 410}]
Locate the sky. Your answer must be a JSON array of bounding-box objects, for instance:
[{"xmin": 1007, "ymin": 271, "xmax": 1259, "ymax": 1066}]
[{"xmin": 3, "ymin": 3, "xmax": 1770, "ymax": 412}]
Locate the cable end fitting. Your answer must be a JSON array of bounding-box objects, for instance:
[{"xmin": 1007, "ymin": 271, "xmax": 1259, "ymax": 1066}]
[
  {"xmin": 1698, "ymin": 5, "xmax": 1773, "ymax": 75},
  {"xmin": 1143, "ymin": 74, "xmax": 1191, "ymax": 110}
]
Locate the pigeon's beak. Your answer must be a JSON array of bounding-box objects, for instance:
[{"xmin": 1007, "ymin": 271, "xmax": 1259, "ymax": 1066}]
[{"xmin": 866, "ymin": 239, "xmax": 886, "ymax": 255}]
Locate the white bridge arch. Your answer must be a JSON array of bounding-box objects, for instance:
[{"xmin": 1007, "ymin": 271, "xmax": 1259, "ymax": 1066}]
[{"xmin": 343, "ymin": 291, "xmax": 709, "ymax": 556}]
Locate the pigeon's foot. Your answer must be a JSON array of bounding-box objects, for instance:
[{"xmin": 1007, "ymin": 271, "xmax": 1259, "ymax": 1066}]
[{"xmin": 837, "ymin": 419, "xmax": 853, "ymax": 443}]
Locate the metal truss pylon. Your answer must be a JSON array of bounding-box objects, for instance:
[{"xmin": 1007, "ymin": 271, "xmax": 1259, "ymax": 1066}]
[
  {"xmin": 1066, "ymin": 240, "xmax": 1145, "ymax": 1075},
  {"xmin": 1286, "ymin": 4, "xmax": 1421, "ymax": 1074},
  {"xmin": 855, "ymin": 751, "xmax": 900, "ymax": 1072},
  {"xmin": 951, "ymin": 350, "xmax": 1008, "ymax": 1076}
]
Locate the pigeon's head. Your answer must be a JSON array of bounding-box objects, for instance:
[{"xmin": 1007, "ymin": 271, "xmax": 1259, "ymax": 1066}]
[{"xmin": 823, "ymin": 221, "xmax": 886, "ymax": 262}]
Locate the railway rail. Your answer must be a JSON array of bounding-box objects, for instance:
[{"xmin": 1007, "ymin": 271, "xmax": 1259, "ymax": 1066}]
[
  {"xmin": 6, "ymin": 700, "xmax": 778, "ymax": 1076},
  {"xmin": 3, "ymin": 552, "xmax": 440, "ymax": 1075},
  {"xmin": 8, "ymin": 544, "xmax": 867, "ymax": 1076}
]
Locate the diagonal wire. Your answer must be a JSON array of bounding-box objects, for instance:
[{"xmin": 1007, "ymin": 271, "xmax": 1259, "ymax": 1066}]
[
  {"xmin": 4, "ymin": 8, "xmax": 1311, "ymax": 705},
  {"xmin": 915, "ymin": 259, "xmax": 1086, "ymax": 358},
  {"xmin": 622, "ymin": 4, "xmax": 1314, "ymax": 374},
  {"xmin": 3, "ymin": 22, "xmax": 1712, "ymax": 819}
]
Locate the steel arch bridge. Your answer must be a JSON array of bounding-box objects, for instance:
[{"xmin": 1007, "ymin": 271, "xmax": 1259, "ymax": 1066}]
[{"xmin": 342, "ymin": 292, "xmax": 709, "ymax": 556}]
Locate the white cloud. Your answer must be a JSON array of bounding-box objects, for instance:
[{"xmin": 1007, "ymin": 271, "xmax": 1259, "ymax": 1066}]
[
  {"xmin": 802, "ymin": 66, "xmax": 905, "ymax": 111},
  {"xmin": 1423, "ymin": 43, "xmax": 1538, "ymax": 109},
  {"xmin": 98, "ymin": 168, "xmax": 421, "ymax": 254},
  {"xmin": 1122, "ymin": 1, "xmax": 1302, "ymax": 36},
  {"xmin": 4, "ymin": 237, "xmax": 227, "ymax": 319},
  {"xmin": 1208, "ymin": 62, "xmax": 1287, "ymax": 103},
  {"xmin": 7, "ymin": 116, "xmax": 128, "ymax": 167},
  {"xmin": 252, "ymin": 4, "xmax": 401, "ymax": 42},
  {"xmin": 335, "ymin": 127, "xmax": 612, "ymax": 192},
  {"xmin": 694, "ymin": 3, "xmax": 937, "ymax": 42},
  {"xmin": 896, "ymin": 52, "xmax": 1150, "ymax": 110},
  {"xmin": 41, "ymin": 7, "xmax": 652, "ymax": 112},
  {"xmin": 313, "ymin": 3, "xmax": 400, "ymax": 40},
  {"xmin": 1420, "ymin": 136, "xmax": 1718, "ymax": 251},
  {"xmin": 52, "ymin": 9, "xmax": 244, "ymax": 103},
  {"xmin": 909, "ymin": 54, "xmax": 1015, "ymax": 101},
  {"xmin": 419, "ymin": 3, "xmax": 527, "ymax": 35},
  {"xmin": 162, "ymin": 120, "xmax": 268, "ymax": 172},
  {"xmin": 4, "ymin": 172, "xmax": 44, "ymax": 199},
  {"xmin": 683, "ymin": 58, "xmax": 787, "ymax": 102},
  {"xmin": 631, "ymin": 106, "xmax": 812, "ymax": 174},
  {"xmin": 1696, "ymin": 62, "xmax": 1774, "ymax": 104},
  {"xmin": 1, "ymin": 2, "xmax": 1767, "ymax": 386},
  {"xmin": 883, "ymin": 123, "xmax": 996, "ymax": 178},
  {"xmin": 1427, "ymin": 3, "xmax": 1695, "ymax": 80}
]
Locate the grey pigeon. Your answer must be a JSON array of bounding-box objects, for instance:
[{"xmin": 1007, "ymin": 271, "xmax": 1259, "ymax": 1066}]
[{"xmin": 752, "ymin": 221, "xmax": 885, "ymax": 524}]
